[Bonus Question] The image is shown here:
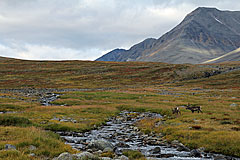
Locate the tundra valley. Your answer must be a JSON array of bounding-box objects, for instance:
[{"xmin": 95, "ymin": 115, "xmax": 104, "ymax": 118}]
[{"xmin": 0, "ymin": 7, "xmax": 240, "ymax": 160}]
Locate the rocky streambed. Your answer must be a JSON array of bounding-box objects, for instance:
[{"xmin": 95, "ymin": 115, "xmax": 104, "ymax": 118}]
[{"xmin": 57, "ymin": 111, "xmax": 237, "ymax": 160}]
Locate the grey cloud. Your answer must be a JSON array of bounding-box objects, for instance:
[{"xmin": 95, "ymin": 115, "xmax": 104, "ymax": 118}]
[{"xmin": 0, "ymin": 0, "xmax": 239, "ymax": 60}]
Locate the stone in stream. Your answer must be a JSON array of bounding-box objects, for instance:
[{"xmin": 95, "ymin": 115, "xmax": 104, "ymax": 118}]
[
  {"xmin": 160, "ymin": 154, "xmax": 175, "ymax": 158},
  {"xmin": 87, "ymin": 139, "xmax": 114, "ymax": 151},
  {"xmin": 171, "ymin": 140, "xmax": 190, "ymax": 151},
  {"xmin": 73, "ymin": 151, "xmax": 96, "ymax": 159},
  {"xmin": 53, "ymin": 152, "xmax": 73, "ymax": 160},
  {"xmin": 117, "ymin": 155, "xmax": 129, "ymax": 160},
  {"xmin": 103, "ymin": 147, "xmax": 114, "ymax": 153},
  {"xmin": 113, "ymin": 147, "xmax": 122, "ymax": 156},
  {"xmin": 190, "ymin": 149, "xmax": 202, "ymax": 157},
  {"xmin": 116, "ymin": 142, "xmax": 130, "ymax": 148},
  {"xmin": 63, "ymin": 137, "xmax": 75, "ymax": 143},
  {"xmin": 176, "ymin": 143, "xmax": 190, "ymax": 152},
  {"xmin": 150, "ymin": 146, "xmax": 161, "ymax": 154}
]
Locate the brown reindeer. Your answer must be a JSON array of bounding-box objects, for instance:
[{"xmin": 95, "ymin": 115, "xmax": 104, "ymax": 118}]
[
  {"xmin": 185, "ymin": 103, "xmax": 203, "ymax": 113},
  {"xmin": 172, "ymin": 107, "xmax": 181, "ymax": 115}
]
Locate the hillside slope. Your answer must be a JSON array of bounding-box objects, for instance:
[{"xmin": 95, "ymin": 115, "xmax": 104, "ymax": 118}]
[
  {"xmin": 96, "ymin": 7, "xmax": 240, "ymax": 64},
  {"xmin": 202, "ymin": 47, "xmax": 240, "ymax": 63}
]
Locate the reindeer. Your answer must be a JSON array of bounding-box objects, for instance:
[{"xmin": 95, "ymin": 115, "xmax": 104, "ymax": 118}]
[
  {"xmin": 172, "ymin": 107, "xmax": 181, "ymax": 115},
  {"xmin": 185, "ymin": 103, "xmax": 203, "ymax": 113}
]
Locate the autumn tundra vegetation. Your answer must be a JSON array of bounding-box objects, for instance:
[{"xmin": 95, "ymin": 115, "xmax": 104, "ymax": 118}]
[{"xmin": 0, "ymin": 57, "xmax": 239, "ymax": 159}]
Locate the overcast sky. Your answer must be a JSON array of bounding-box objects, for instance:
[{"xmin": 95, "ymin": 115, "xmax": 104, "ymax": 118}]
[{"xmin": 0, "ymin": 0, "xmax": 239, "ymax": 60}]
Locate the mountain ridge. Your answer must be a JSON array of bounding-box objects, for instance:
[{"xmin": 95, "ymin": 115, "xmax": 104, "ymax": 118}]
[{"xmin": 96, "ymin": 7, "xmax": 240, "ymax": 64}]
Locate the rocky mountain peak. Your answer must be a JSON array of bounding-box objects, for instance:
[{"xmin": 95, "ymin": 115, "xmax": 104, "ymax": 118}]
[{"xmin": 96, "ymin": 7, "xmax": 240, "ymax": 64}]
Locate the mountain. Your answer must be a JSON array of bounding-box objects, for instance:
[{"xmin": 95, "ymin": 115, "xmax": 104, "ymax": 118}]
[
  {"xmin": 202, "ymin": 47, "xmax": 240, "ymax": 63},
  {"xmin": 96, "ymin": 7, "xmax": 240, "ymax": 64}
]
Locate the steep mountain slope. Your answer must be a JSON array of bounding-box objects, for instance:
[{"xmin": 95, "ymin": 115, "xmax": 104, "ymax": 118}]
[
  {"xmin": 96, "ymin": 7, "xmax": 240, "ymax": 64},
  {"xmin": 202, "ymin": 47, "xmax": 240, "ymax": 63},
  {"xmin": 97, "ymin": 38, "xmax": 157, "ymax": 62}
]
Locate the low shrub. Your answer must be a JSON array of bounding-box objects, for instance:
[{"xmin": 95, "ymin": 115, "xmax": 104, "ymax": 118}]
[
  {"xmin": 220, "ymin": 121, "xmax": 232, "ymax": 125},
  {"xmin": 0, "ymin": 116, "xmax": 32, "ymax": 127},
  {"xmin": 44, "ymin": 123, "xmax": 76, "ymax": 132}
]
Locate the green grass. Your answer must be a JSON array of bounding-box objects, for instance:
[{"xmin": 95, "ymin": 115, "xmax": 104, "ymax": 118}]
[
  {"xmin": 0, "ymin": 126, "xmax": 75, "ymax": 160},
  {"xmin": 0, "ymin": 58, "xmax": 239, "ymax": 158},
  {"xmin": 0, "ymin": 116, "xmax": 32, "ymax": 127}
]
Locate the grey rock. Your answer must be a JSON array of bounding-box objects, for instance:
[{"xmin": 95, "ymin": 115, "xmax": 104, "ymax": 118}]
[
  {"xmin": 190, "ymin": 149, "xmax": 202, "ymax": 157},
  {"xmin": 73, "ymin": 152, "xmax": 96, "ymax": 159},
  {"xmin": 88, "ymin": 139, "xmax": 114, "ymax": 151},
  {"xmin": 55, "ymin": 152, "xmax": 73, "ymax": 160},
  {"xmin": 116, "ymin": 142, "xmax": 130, "ymax": 148},
  {"xmin": 52, "ymin": 117, "xmax": 60, "ymax": 121},
  {"xmin": 118, "ymin": 155, "xmax": 129, "ymax": 160},
  {"xmin": 214, "ymin": 155, "xmax": 228, "ymax": 160},
  {"xmin": 160, "ymin": 154, "xmax": 175, "ymax": 158},
  {"xmin": 103, "ymin": 147, "xmax": 113, "ymax": 153},
  {"xmin": 94, "ymin": 150, "xmax": 103, "ymax": 155},
  {"xmin": 171, "ymin": 140, "xmax": 180, "ymax": 147},
  {"xmin": 150, "ymin": 147, "xmax": 161, "ymax": 154},
  {"xmin": 87, "ymin": 149, "xmax": 93, "ymax": 153},
  {"xmin": 197, "ymin": 147, "xmax": 205, "ymax": 152},
  {"xmin": 176, "ymin": 143, "xmax": 190, "ymax": 152},
  {"xmin": 113, "ymin": 147, "xmax": 122, "ymax": 156}
]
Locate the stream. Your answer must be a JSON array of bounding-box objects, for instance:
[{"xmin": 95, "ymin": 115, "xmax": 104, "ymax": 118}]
[
  {"xmin": 58, "ymin": 111, "xmax": 237, "ymax": 160},
  {"xmin": 1, "ymin": 88, "xmax": 238, "ymax": 159}
]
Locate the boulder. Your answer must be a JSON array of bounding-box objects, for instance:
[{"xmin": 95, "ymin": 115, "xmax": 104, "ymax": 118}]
[
  {"xmin": 73, "ymin": 152, "xmax": 96, "ymax": 159},
  {"xmin": 116, "ymin": 142, "xmax": 130, "ymax": 148},
  {"xmin": 55, "ymin": 152, "xmax": 73, "ymax": 160},
  {"xmin": 113, "ymin": 147, "xmax": 122, "ymax": 156},
  {"xmin": 190, "ymin": 149, "xmax": 202, "ymax": 157},
  {"xmin": 171, "ymin": 140, "xmax": 179, "ymax": 147},
  {"xmin": 118, "ymin": 155, "xmax": 129, "ymax": 160},
  {"xmin": 88, "ymin": 139, "xmax": 114, "ymax": 151},
  {"xmin": 176, "ymin": 143, "xmax": 190, "ymax": 152},
  {"xmin": 103, "ymin": 147, "xmax": 113, "ymax": 153},
  {"xmin": 150, "ymin": 147, "xmax": 161, "ymax": 154}
]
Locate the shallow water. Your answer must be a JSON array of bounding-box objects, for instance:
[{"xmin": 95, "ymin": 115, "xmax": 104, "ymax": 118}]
[{"xmin": 59, "ymin": 111, "xmax": 238, "ymax": 160}]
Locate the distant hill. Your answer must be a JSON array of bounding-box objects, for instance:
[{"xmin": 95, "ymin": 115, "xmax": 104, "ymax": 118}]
[
  {"xmin": 202, "ymin": 47, "xmax": 240, "ymax": 63},
  {"xmin": 96, "ymin": 7, "xmax": 240, "ymax": 64}
]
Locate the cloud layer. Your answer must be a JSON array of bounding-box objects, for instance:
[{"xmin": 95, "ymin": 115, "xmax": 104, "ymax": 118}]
[{"xmin": 0, "ymin": 0, "xmax": 239, "ymax": 60}]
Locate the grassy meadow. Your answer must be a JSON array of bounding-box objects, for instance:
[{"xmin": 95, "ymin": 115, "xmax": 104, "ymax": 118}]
[{"xmin": 0, "ymin": 57, "xmax": 239, "ymax": 159}]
